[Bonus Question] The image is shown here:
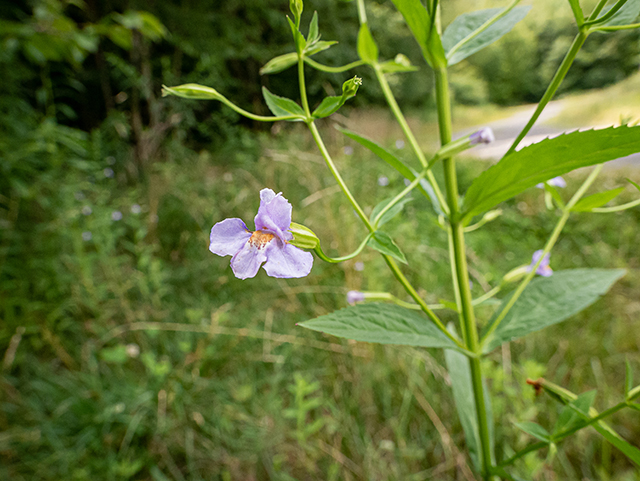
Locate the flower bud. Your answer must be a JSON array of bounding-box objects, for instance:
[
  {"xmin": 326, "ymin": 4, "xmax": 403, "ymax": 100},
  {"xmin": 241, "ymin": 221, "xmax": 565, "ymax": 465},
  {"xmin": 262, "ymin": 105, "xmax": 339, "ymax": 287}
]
[
  {"xmin": 289, "ymin": 0, "xmax": 303, "ymax": 23},
  {"xmin": 342, "ymin": 76, "xmax": 362, "ymax": 98},
  {"xmin": 288, "ymin": 222, "xmax": 319, "ymax": 250},
  {"xmin": 347, "ymin": 290, "xmax": 365, "ymax": 304},
  {"xmin": 162, "ymin": 83, "xmax": 224, "ymax": 102},
  {"xmin": 469, "ymin": 127, "xmax": 495, "ymax": 145},
  {"xmin": 502, "ymin": 265, "xmax": 528, "ymax": 283}
]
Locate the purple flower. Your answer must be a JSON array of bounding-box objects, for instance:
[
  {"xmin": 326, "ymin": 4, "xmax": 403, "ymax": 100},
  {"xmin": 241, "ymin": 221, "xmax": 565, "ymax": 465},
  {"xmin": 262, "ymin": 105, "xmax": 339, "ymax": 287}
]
[
  {"xmin": 536, "ymin": 176, "xmax": 566, "ymax": 189},
  {"xmin": 378, "ymin": 176, "xmax": 389, "ymax": 186},
  {"xmin": 347, "ymin": 290, "xmax": 365, "ymax": 304},
  {"xmin": 209, "ymin": 188, "xmax": 313, "ymax": 280},
  {"xmin": 470, "ymin": 127, "xmax": 495, "ymax": 145},
  {"xmin": 527, "ymin": 250, "xmax": 553, "ymax": 277}
]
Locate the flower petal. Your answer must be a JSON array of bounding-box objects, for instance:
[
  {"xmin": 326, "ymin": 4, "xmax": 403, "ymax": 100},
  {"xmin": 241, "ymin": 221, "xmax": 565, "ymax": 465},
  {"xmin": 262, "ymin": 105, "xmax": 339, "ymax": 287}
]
[
  {"xmin": 254, "ymin": 188, "xmax": 293, "ymax": 242},
  {"xmin": 263, "ymin": 241, "xmax": 313, "ymax": 278},
  {"xmin": 230, "ymin": 241, "xmax": 269, "ymax": 279},
  {"xmin": 209, "ymin": 218, "xmax": 251, "ymax": 257}
]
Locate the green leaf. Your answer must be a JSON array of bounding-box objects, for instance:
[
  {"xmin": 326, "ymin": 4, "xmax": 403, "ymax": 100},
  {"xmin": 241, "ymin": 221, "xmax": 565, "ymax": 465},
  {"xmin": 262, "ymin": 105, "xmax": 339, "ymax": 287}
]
[
  {"xmin": 261, "ymin": 87, "xmax": 305, "ymax": 118},
  {"xmin": 571, "ymin": 187, "xmax": 625, "ymax": 212},
  {"xmin": 390, "ymin": 0, "xmax": 446, "ymax": 68},
  {"xmin": 463, "ymin": 126, "xmax": 640, "ymax": 219},
  {"xmin": 336, "ymin": 127, "xmax": 443, "ymax": 214},
  {"xmin": 305, "ymin": 40, "xmax": 337, "ymax": 56},
  {"xmin": 371, "ymin": 197, "xmax": 413, "ymax": 226},
  {"xmin": 484, "ymin": 269, "xmax": 626, "ymax": 352},
  {"xmin": 626, "ymin": 359, "xmax": 634, "ymax": 399},
  {"xmin": 628, "ymin": 178, "xmax": 640, "ymax": 192},
  {"xmin": 287, "ymin": 15, "xmax": 306, "ymax": 52},
  {"xmin": 312, "ymin": 76, "xmax": 361, "ymax": 118},
  {"xmin": 544, "ymin": 183, "xmax": 565, "ymax": 209},
  {"xmin": 445, "ymin": 347, "xmax": 481, "ymax": 472},
  {"xmin": 443, "ymin": 6, "xmax": 531, "ymax": 66},
  {"xmin": 554, "ymin": 404, "xmax": 581, "ymax": 435},
  {"xmin": 379, "ymin": 54, "xmax": 419, "ymax": 73},
  {"xmin": 600, "ymin": 0, "xmax": 640, "ymax": 26},
  {"xmin": 367, "ymin": 231, "xmax": 407, "ymax": 263},
  {"xmin": 161, "ymin": 83, "xmax": 223, "ymax": 101},
  {"xmin": 357, "ymin": 23, "xmax": 378, "ymax": 64},
  {"xmin": 260, "ymin": 52, "xmax": 298, "ymax": 75},
  {"xmin": 298, "ymin": 303, "xmax": 458, "ymax": 348},
  {"xmin": 307, "ymin": 11, "xmax": 319, "ymax": 43},
  {"xmin": 515, "ymin": 422, "xmax": 551, "ymax": 442}
]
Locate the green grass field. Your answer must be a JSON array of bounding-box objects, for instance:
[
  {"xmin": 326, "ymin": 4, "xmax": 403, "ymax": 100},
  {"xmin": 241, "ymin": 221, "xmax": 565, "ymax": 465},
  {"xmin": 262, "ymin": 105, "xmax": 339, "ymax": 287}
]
[{"xmin": 1, "ymin": 114, "xmax": 640, "ymax": 480}]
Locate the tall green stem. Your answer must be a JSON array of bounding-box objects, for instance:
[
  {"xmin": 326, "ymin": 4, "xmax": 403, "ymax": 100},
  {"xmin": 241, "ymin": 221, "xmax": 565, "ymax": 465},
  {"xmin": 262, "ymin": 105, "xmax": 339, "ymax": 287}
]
[
  {"xmin": 434, "ymin": 66, "xmax": 493, "ymax": 478},
  {"xmin": 505, "ymin": 30, "xmax": 588, "ymax": 156}
]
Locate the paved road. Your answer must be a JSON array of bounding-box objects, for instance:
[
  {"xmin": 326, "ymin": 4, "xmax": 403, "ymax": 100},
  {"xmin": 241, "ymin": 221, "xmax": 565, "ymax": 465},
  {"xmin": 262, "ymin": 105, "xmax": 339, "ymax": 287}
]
[{"xmin": 457, "ymin": 101, "xmax": 640, "ymax": 167}]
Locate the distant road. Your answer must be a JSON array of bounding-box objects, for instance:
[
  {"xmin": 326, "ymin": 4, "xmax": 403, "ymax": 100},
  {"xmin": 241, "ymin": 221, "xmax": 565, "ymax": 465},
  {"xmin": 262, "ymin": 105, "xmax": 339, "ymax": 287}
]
[{"xmin": 457, "ymin": 101, "xmax": 640, "ymax": 167}]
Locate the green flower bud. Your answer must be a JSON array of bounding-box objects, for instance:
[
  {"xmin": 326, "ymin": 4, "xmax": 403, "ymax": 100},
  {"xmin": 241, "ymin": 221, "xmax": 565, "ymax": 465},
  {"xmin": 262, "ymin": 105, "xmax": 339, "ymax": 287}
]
[
  {"xmin": 502, "ymin": 265, "xmax": 528, "ymax": 283},
  {"xmin": 162, "ymin": 83, "xmax": 224, "ymax": 101},
  {"xmin": 260, "ymin": 52, "xmax": 298, "ymax": 76},
  {"xmin": 342, "ymin": 76, "xmax": 362, "ymax": 98},
  {"xmin": 289, "ymin": 0, "xmax": 303, "ymax": 25},
  {"xmin": 289, "ymin": 222, "xmax": 319, "ymax": 250}
]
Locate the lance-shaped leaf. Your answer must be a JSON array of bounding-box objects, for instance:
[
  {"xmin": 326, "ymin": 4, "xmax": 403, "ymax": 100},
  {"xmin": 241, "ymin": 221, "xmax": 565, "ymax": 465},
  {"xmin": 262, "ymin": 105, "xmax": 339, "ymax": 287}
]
[
  {"xmin": 445, "ymin": 328, "xmax": 495, "ymax": 473},
  {"xmin": 390, "ymin": 0, "xmax": 446, "ymax": 68},
  {"xmin": 305, "ymin": 40, "xmax": 338, "ymax": 56},
  {"xmin": 371, "ymin": 197, "xmax": 413, "ymax": 227},
  {"xmin": 312, "ymin": 76, "xmax": 361, "ymax": 118},
  {"xmin": 367, "ymin": 231, "xmax": 407, "ymax": 263},
  {"xmin": 484, "ymin": 269, "xmax": 626, "ymax": 352},
  {"xmin": 260, "ymin": 52, "xmax": 298, "ymax": 75},
  {"xmin": 307, "ymin": 11, "xmax": 319, "ymax": 44},
  {"xmin": 514, "ymin": 422, "xmax": 551, "ymax": 442},
  {"xmin": 357, "ymin": 23, "xmax": 378, "ymax": 64},
  {"xmin": 443, "ymin": 6, "xmax": 532, "ymax": 66},
  {"xmin": 262, "ymin": 87, "xmax": 305, "ymax": 118},
  {"xmin": 298, "ymin": 303, "xmax": 457, "ymax": 348},
  {"xmin": 379, "ymin": 54, "xmax": 419, "ymax": 73},
  {"xmin": 571, "ymin": 187, "xmax": 625, "ymax": 212},
  {"xmin": 599, "ymin": 0, "xmax": 640, "ymax": 26},
  {"xmin": 463, "ymin": 126, "xmax": 640, "ymax": 219}
]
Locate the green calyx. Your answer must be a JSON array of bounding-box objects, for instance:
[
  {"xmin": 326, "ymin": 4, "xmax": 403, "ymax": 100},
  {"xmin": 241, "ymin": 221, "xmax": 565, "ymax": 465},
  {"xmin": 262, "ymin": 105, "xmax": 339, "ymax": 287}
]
[{"xmin": 288, "ymin": 222, "xmax": 319, "ymax": 250}]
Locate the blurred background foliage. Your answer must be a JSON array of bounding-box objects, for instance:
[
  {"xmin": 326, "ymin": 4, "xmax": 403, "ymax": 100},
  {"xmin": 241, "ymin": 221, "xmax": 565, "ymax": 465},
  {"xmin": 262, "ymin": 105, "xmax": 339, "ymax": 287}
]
[{"xmin": 1, "ymin": 0, "xmax": 640, "ymax": 479}]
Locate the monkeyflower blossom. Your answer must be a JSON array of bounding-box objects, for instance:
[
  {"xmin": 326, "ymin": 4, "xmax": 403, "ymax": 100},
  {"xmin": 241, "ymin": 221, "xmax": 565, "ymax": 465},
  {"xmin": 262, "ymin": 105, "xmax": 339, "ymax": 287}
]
[
  {"xmin": 469, "ymin": 127, "xmax": 495, "ymax": 145},
  {"xmin": 527, "ymin": 250, "xmax": 553, "ymax": 277},
  {"xmin": 347, "ymin": 291, "xmax": 365, "ymax": 305},
  {"xmin": 209, "ymin": 188, "xmax": 313, "ymax": 280},
  {"xmin": 536, "ymin": 176, "xmax": 566, "ymax": 189}
]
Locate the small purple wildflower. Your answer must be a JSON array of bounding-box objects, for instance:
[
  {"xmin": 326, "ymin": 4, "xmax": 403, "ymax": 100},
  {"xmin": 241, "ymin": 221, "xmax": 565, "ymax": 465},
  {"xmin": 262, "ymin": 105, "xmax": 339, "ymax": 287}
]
[
  {"xmin": 209, "ymin": 188, "xmax": 313, "ymax": 280},
  {"xmin": 378, "ymin": 176, "xmax": 389, "ymax": 187},
  {"xmin": 82, "ymin": 206, "xmax": 92, "ymax": 216},
  {"xmin": 536, "ymin": 176, "xmax": 566, "ymax": 189},
  {"xmin": 82, "ymin": 231, "xmax": 92, "ymax": 241},
  {"xmin": 354, "ymin": 261, "xmax": 365, "ymax": 272},
  {"xmin": 470, "ymin": 127, "xmax": 495, "ymax": 145},
  {"xmin": 111, "ymin": 210, "xmax": 123, "ymax": 221},
  {"xmin": 104, "ymin": 168, "xmax": 114, "ymax": 178},
  {"xmin": 347, "ymin": 290, "xmax": 365, "ymax": 305},
  {"xmin": 130, "ymin": 204, "xmax": 142, "ymax": 214},
  {"xmin": 527, "ymin": 250, "xmax": 553, "ymax": 277}
]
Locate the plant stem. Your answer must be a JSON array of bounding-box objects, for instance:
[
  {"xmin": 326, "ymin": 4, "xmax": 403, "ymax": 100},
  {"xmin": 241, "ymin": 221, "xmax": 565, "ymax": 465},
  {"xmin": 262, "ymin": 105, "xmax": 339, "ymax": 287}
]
[
  {"xmin": 372, "ymin": 65, "xmax": 449, "ymax": 215},
  {"xmin": 304, "ymin": 57, "xmax": 365, "ymax": 73},
  {"xmin": 298, "ymin": 55, "xmax": 311, "ymax": 118},
  {"xmin": 434, "ymin": 65, "xmax": 493, "ymax": 479},
  {"xmin": 505, "ymin": 30, "xmax": 588, "ymax": 156}
]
